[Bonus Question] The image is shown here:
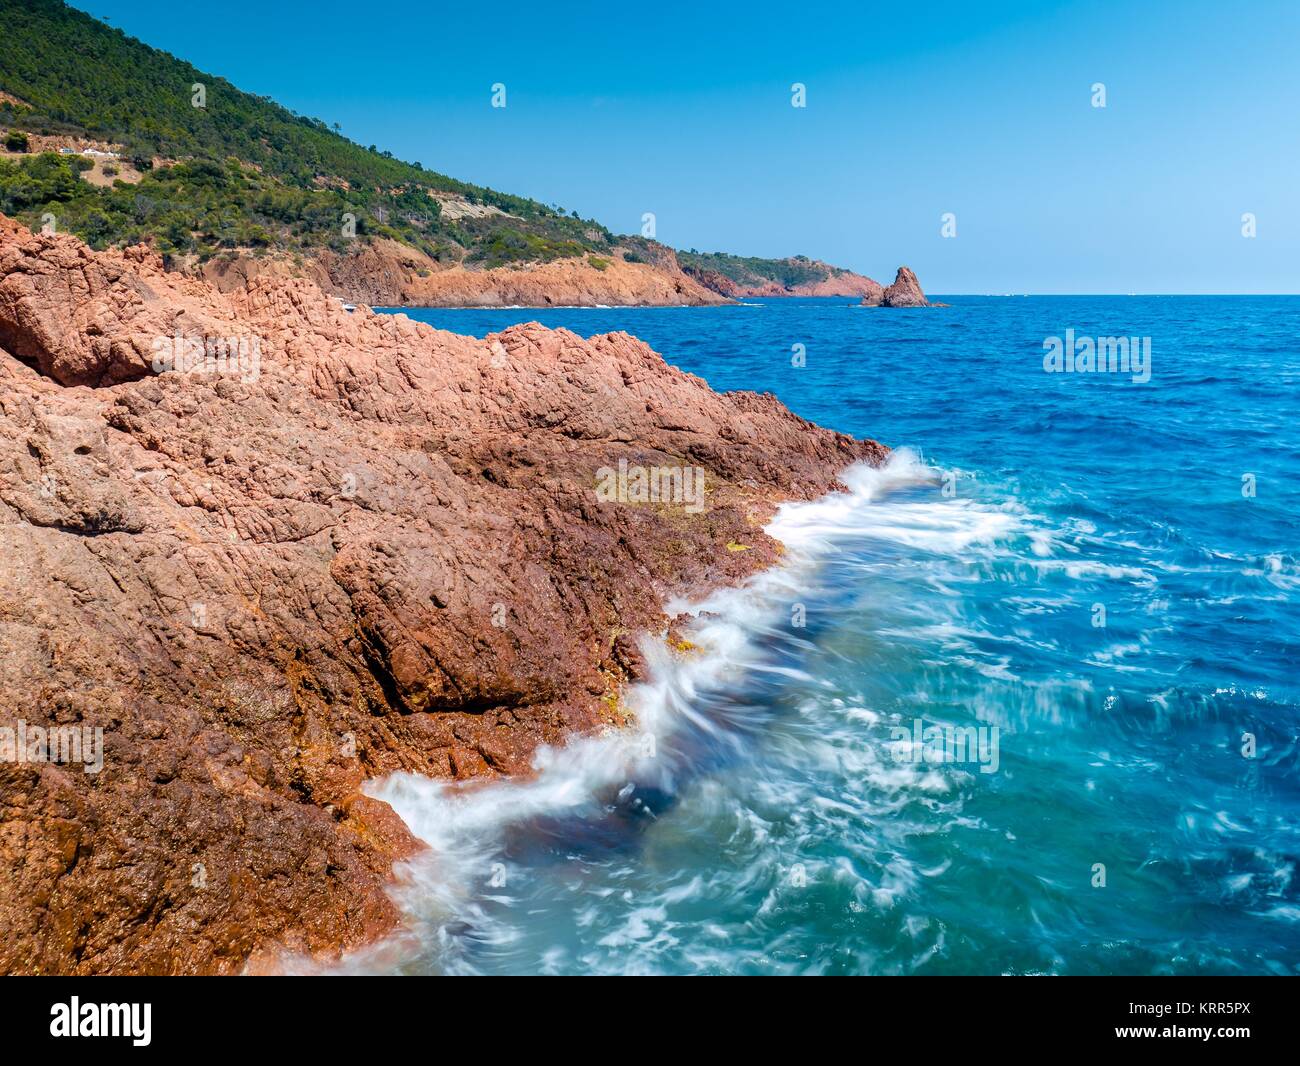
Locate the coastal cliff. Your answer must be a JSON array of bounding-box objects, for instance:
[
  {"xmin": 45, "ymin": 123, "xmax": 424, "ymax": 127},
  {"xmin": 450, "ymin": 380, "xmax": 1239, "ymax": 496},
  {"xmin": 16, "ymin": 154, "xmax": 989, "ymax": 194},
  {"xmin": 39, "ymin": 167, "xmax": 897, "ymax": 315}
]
[
  {"xmin": 197, "ymin": 240, "xmax": 919, "ymax": 309},
  {"xmin": 200, "ymin": 238, "xmax": 730, "ymax": 308},
  {"xmin": 680, "ymin": 253, "xmax": 886, "ymax": 302},
  {"xmin": 0, "ymin": 216, "xmax": 886, "ymax": 973}
]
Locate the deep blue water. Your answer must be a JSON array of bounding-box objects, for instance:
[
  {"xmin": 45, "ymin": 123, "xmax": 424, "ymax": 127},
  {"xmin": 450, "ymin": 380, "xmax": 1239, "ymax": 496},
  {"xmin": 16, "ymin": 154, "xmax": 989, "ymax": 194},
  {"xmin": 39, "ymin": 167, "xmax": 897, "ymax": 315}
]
[{"xmin": 359, "ymin": 297, "xmax": 1298, "ymax": 975}]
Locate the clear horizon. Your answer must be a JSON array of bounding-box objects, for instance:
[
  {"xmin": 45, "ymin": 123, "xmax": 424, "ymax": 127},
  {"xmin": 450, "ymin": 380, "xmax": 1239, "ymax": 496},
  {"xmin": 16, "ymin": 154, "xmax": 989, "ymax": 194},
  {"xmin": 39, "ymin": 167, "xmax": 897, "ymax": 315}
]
[{"xmin": 76, "ymin": 0, "xmax": 1300, "ymax": 294}]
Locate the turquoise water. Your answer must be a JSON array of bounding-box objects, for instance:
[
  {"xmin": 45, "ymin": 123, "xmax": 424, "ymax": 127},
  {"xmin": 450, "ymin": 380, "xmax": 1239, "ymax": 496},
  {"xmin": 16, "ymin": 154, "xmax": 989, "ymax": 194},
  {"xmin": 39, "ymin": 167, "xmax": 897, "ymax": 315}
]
[{"xmin": 356, "ymin": 297, "xmax": 1298, "ymax": 975}]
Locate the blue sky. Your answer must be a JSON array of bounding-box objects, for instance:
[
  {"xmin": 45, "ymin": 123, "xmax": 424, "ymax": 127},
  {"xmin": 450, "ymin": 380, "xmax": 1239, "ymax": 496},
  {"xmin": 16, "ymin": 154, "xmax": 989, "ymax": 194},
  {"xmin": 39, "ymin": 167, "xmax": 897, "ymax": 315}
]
[{"xmin": 79, "ymin": 0, "xmax": 1299, "ymax": 293}]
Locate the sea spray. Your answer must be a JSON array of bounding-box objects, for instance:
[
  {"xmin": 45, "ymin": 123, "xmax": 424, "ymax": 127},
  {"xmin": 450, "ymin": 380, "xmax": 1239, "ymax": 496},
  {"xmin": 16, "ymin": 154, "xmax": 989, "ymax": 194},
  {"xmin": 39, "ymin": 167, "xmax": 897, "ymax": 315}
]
[
  {"xmin": 362, "ymin": 298, "xmax": 1300, "ymax": 977},
  {"xmin": 333, "ymin": 449, "xmax": 1027, "ymax": 974}
]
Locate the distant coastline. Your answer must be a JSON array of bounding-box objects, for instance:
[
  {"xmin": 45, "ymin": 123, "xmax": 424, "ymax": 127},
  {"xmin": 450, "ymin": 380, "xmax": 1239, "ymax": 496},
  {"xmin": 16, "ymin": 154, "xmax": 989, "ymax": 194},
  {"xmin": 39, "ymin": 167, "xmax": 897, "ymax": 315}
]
[
  {"xmin": 0, "ymin": 3, "xmax": 928, "ymax": 316},
  {"xmin": 195, "ymin": 240, "xmax": 929, "ymax": 310}
]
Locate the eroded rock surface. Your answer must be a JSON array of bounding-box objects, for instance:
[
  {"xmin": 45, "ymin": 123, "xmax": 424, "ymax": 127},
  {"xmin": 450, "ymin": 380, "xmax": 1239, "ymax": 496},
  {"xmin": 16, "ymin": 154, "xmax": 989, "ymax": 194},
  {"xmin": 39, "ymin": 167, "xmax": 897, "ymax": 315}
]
[
  {"xmin": 0, "ymin": 216, "xmax": 886, "ymax": 973},
  {"xmin": 870, "ymin": 265, "xmax": 932, "ymax": 308}
]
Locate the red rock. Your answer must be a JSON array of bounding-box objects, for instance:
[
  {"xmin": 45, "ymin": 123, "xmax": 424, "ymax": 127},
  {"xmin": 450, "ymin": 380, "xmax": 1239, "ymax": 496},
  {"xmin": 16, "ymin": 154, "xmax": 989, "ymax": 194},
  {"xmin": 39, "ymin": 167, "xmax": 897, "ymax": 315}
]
[
  {"xmin": 0, "ymin": 216, "xmax": 887, "ymax": 973},
  {"xmin": 683, "ymin": 259, "xmax": 885, "ymax": 301},
  {"xmin": 201, "ymin": 240, "xmax": 729, "ymax": 308},
  {"xmin": 874, "ymin": 265, "xmax": 932, "ymax": 308}
]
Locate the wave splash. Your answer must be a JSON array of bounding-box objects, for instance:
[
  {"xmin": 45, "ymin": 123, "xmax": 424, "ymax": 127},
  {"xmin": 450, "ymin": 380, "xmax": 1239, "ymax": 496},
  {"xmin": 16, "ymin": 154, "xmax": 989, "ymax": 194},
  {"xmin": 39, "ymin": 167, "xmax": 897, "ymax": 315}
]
[{"xmin": 328, "ymin": 450, "xmax": 1026, "ymax": 973}]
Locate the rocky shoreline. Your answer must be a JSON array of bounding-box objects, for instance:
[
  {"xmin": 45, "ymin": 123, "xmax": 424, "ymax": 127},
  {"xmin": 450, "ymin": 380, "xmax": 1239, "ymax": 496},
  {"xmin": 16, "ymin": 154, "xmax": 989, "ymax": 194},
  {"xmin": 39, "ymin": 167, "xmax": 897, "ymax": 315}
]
[
  {"xmin": 200, "ymin": 239, "xmax": 729, "ymax": 309},
  {"xmin": 195, "ymin": 239, "xmax": 928, "ymax": 310},
  {"xmin": 0, "ymin": 215, "xmax": 887, "ymax": 973}
]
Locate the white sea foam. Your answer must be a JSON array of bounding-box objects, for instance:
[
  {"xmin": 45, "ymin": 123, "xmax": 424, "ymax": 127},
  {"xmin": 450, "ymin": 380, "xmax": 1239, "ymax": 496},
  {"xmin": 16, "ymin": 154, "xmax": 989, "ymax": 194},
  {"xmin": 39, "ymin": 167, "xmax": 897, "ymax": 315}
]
[{"xmin": 318, "ymin": 449, "xmax": 1036, "ymax": 973}]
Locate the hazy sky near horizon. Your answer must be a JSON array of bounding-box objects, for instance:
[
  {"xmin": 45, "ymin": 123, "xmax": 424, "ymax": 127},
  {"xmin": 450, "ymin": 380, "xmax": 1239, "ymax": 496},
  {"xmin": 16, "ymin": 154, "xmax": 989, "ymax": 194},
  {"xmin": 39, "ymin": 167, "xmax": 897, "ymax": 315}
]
[{"xmin": 79, "ymin": 0, "xmax": 1298, "ymax": 293}]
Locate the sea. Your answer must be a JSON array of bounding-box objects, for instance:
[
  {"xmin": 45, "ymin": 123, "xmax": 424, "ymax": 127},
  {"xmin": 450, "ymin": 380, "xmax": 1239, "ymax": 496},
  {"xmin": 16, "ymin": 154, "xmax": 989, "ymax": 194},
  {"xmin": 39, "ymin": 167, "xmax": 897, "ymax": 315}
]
[{"xmin": 340, "ymin": 295, "xmax": 1299, "ymax": 975}]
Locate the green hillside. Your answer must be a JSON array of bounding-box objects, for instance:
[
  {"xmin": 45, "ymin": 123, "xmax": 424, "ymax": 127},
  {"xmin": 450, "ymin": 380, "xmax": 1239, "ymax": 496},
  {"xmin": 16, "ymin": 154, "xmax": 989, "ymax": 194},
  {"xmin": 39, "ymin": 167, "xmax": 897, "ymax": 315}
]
[
  {"xmin": 677, "ymin": 250, "xmax": 855, "ymax": 290},
  {"xmin": 0, "ymin": 0, "xmax": 856, "ymax": 289},
  {"xmin": 0, "ymin": 0, "xmax": 614, "ymax": 264}
]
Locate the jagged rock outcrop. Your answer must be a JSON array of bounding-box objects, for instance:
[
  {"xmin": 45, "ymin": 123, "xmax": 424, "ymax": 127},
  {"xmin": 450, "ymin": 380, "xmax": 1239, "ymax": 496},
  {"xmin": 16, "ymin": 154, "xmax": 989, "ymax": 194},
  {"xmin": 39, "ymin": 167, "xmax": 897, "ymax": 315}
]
[
  {"xmin": 0, "ymin": 216, "xmax": 887, "ymax": 973},
  {"xmin": 864, "ymin": 265, "xmax": 933, "ymax": 308}
]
